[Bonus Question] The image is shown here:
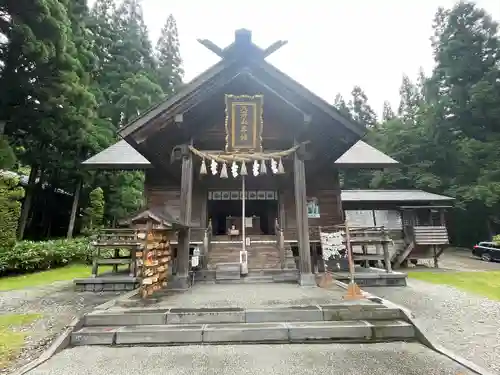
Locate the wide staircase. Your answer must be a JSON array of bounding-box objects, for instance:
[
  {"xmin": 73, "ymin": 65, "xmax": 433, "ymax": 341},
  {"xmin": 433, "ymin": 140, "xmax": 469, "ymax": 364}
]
[
  {"xmin": 207, "ymin": 235, "xmax": 296, "ymax": 271},
  {"xmin": 71, "ymin": 302, "xmax": 416, "ymax": 346}
]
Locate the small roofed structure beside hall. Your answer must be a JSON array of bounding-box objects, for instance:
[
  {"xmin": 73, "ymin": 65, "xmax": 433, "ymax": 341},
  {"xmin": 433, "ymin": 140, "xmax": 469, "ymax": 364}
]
[{"xmin": 82, "ymin": 29, "xmax": 454, "ymax": 290}]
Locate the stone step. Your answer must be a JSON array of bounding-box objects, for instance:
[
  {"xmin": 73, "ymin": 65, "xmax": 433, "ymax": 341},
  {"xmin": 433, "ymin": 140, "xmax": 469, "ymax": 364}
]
[
  {"xmin": 83, "ymin": 304, "xmax": 405, "ymax": 327},
  {"xmin": 71, "ymin": 320, "xmax": 415, "ymax": 346}
]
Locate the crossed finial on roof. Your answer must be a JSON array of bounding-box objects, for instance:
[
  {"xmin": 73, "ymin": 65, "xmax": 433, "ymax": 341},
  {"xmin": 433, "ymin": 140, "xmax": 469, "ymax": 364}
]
[{"xmin": 197, "ymin": 29, "xmax": 288, "ymax": 59}]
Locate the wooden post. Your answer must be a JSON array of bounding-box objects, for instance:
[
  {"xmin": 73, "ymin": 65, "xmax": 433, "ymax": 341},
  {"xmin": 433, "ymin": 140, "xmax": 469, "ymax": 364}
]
[
  {"xmin": 382, "ymin": 227, "xmax": 392, "ymax": 273},
  {"xmin": 343, "ymin": 220, "xmax": 364, "ymax": 299},
  {"xmin": 439, "ymin": 209, "xmax": 446, "ymax": 226},
  {"xmin": 67, "ymin": 179, "xmax": 81, "ymax": 239},
  {"xmin": 293, "ymin": 146, "xmax": 313, "ymax": 285},
  {"xmin": 177, "ymin": 145, "xmax": 193, "ymax": 288}
]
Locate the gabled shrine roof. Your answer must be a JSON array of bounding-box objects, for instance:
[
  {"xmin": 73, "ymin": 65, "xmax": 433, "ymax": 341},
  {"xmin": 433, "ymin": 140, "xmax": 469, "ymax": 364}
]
[
  {"xmin": 118, "ymin": 29, "xmax": 366, "ymax": 141},
  {"xmin": 81, "ymin": 140, "xmax": 152, "ymax": 169},
  {"xmin": 334, "ymin": 140, "xmax": 398, "ymax": 168}
]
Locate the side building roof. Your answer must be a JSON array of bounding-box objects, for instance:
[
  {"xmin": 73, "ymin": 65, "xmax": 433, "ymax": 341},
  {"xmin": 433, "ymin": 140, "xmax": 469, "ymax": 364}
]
[
  {"xmin": 335, "ymin": 141, "xmax": 398, "ymax": 168},
  {"xmin": 82, "ymin": 139, "xmax": 398, "ymax": 170},
  {"xmin": 341, "ymin": 189, "xmax": 454, "ymax": 203},
  {"xmin": 81, "ymin": 140, "xmax": 152, "ymax": 169}
]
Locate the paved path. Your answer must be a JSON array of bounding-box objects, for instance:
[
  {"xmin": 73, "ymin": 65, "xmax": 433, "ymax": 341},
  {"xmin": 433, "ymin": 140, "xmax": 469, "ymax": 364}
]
[
  {"xmin": 0, "ymin": 282, "xmax": 121, "ymax": 374},
  {"xmin": 139, "ymin": 283, "xmax": 347, "ymax": 309},
  {"xmin": 365, "ymin": 279, "xmax": 500, "ymax": 374},
  {"xmin": 26, "ymin": 343, "xmax": 474, "ymax": 375}
]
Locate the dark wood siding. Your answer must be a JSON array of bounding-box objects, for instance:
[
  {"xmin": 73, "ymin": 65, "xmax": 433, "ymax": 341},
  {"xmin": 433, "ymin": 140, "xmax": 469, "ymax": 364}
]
[
  {"xmin": 144, "ymin": 168, "xmax": 181, "ymax": 220},
  {"xmin": 306, "ymin": 168, "xmax": 343, "ymax": 236}
]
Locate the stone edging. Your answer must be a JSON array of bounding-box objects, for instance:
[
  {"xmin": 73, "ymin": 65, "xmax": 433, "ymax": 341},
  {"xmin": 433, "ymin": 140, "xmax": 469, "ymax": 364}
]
[
  {"xmin": 332, "ymin": 280, "xmax": 496, "ymax": 375},
  {"xmin": 8, "ymin": 317, "xmax": 83, "ymax": 375},
  {"xmin": 94, "ymin": 288, "xmax": 141, "ymax": 310},
  {"xmin": 8, "ymin": 289, "xmax": 141, "ymax": 375}
]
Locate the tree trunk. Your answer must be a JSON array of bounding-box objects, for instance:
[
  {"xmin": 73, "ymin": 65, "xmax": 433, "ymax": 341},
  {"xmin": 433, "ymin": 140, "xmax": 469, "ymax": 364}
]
[
  {"xmin": 67, "ymin": 179, "xmax": 82, "ymax": 239},
  {"xmin": 17, "ymin": 166, "xmax": 38, "ymax": 239},
  {"xmin": 487, "ymin": 216, "xmax": 494, "ymax": 240}
]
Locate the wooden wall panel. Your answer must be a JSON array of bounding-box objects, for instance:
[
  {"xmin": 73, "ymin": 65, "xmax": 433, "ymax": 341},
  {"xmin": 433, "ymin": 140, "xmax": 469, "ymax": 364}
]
[
  {"xmin": 191, "ymin": 189, "xmax": 204, "ymax": 227},
  {"xmin": 306, "ymin": 168, "xmax": 343, "ymax": 232},
  {"xmin": 144, "ymin": 168, "xmax": 181, "ymax": 220}
]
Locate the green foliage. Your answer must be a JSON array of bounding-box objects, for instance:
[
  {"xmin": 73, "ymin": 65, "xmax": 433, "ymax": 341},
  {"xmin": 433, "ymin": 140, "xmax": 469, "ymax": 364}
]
[
  {"xmin": 84, "ymin": 187, "xmax": 105, "ymax": 230},
  {"xmin": 337, "ymin": 2, "xmax": 500, "ymax": 246},
  {"xmin": 0, "ymin": 175, "xmax": 24, "ymax": 254},
  {"xmin": 0, "ymin": 137, "xmax": 16, "ymax": 170},
  {"xmin": 156, "ymin": 14, "xmax": 184, "ymax": 97},
  {"xmin": 348, "ymin": 86, "xmax": 377, "ymax": 127},
  {"xmin": 104, "ymin": 171, "xmax": 145, "ymax": 223},
  {"xmin": 0, "ymin": 238, "xmax": 91, "ymax": 274},
  {"xmin": 0, "ymin": 0, "xmax": 186, "ymax": 238},
  {"xmin": 493, "ymin": 235, "xmax": 500, "ymax": 245}
]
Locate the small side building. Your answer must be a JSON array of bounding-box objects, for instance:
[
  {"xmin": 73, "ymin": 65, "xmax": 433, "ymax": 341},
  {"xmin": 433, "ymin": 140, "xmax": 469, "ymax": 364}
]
[{"xmin": 342, "ymin": 189, "xmax": 454, "ymax": 268}]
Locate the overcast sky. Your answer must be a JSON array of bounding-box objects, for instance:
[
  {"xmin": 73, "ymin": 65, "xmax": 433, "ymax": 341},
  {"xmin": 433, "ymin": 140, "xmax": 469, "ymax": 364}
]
[{"xmin": 122, "ymin": 1, "xmax": 500, "ymax": 116}]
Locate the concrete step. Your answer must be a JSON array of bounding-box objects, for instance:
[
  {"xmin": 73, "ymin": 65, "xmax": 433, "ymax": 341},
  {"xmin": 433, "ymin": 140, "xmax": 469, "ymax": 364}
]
[
  {"xmin": 83, "ymin": 304, "xmax": 405, "ymax": 327},
  {"xmin": 71, "ymin": 320, "xmax": 415, "ymax": 346}
]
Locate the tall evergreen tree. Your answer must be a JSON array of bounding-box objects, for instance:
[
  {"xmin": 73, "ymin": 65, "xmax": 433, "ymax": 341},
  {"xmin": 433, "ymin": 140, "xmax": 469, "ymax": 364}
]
[
  {"xmin": 333, "ymin": 93, "xmax": 352, "ymax": 120},
  {"xmin": 382, "ymin": 101, "xmax": 395, "ymax": 121},
  {"xmin": 397, "ymin": 75, "xmax": 420, "ymax": 122},
  {"xmin": 348, "ymin": 86, "xmax": 377, "ymax": 127},
  {"xmin": 0, "ymin": 0, "xmax": 100, "ymax": 238},
  {"xmin": 156, "ymin": 14, "xmax": 184, "ymax": 97}
]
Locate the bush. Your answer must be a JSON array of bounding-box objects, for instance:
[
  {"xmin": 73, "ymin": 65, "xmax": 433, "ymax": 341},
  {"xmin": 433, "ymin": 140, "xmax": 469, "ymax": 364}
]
[
  {"xmin": 0, "ymin": 136, "xmax": 16, "ymax": 170},
  {"xmin": 0, "ymin": 174, "xmax": 24, "ymax": 254},
  {"xmin": 0, "ymin": 237, "xmax": 92, "ymax": 275},
  {"xmin": 493, "ymin": 234, "xmax": 500, "ymax": 245},
  {"xmin": 83, "ymin": 187, "xmax": 104, "ymax": 232}
]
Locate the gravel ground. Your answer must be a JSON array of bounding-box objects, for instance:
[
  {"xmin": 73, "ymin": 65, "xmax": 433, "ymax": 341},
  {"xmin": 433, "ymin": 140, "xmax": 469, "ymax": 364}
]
[
  {"xmin": 25, "ymin": 342, "xmax": 475, "ymax": 375},
  {"xmin": 141, "ymin": 283, "xmax": 347, "ymax": 309},
  {"xmin": 365, "ymin": 279, "xmax": 500, "ymax": 374},
  {"xmin": 0, "ymin": 282, "xmax": 122, "ymax": 374},
  {"xmin": 438, "ymin": 250, "xmax": 500, "ymax": 271}
]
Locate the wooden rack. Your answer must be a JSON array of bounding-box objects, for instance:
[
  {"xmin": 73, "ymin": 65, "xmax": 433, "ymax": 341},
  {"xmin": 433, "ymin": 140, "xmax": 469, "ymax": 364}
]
[{"xmin": 137, "ymin": 227, "xmax": 172, "ymax": 298}]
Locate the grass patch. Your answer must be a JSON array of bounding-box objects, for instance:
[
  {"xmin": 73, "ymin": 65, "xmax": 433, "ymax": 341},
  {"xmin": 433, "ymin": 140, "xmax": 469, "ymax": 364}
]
[
  {"xmin": 408, "ymin": 271, "xmax": 500, "ymax": 301},
  {"xmin": 0, "ymin": 264, "xmax": 123, "ymax": 291},
  {"xmin": 0, "ymin": 313, "xmax": 42, "ymax": 368}
]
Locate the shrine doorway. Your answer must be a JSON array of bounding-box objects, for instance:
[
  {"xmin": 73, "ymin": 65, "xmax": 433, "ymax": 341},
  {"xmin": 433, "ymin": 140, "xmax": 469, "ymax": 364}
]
[{"xmin": 207, "ymin": 190, "xmax": 278, "ymax": 236}]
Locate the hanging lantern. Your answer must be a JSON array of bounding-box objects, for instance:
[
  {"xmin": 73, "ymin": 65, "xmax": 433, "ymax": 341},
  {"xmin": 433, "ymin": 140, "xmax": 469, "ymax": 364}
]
[
  {"xmin": 240, "ymin": 161, "xmax": 248, "ymax": 176},
  {"xmin": 260, "ymin": 159, "xmax": 267, "ymax": 175},
  {"xmin": 231, "ymin": 161, "xmax": 238, "ymax": 178},
  {"xmin": 270, "ymin": 159, "xmax": 278, "ymax": 174},
  {"xmin": 210, "ymin": 159, "xmax": 218, "ymax": 175},
  {"xmin": 252, "ymin": 160, "xmax": 259, "ymax": 177},
  {"xmin": 277, "ymin": 158, "xmax": 285, "ymax": 174},
  {"xmin": 220, "ymin": 162, "xmax": 228, "ymax": 178},
  {"xmin": 200, "ymin": 158, "xmax": 207, "ymax": 175}
]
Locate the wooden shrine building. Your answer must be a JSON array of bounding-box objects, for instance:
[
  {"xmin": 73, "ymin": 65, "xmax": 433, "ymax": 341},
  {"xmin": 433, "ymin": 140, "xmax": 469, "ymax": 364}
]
[{"xmin": 82, "ymin": 29, "xmax": 452, "ymax": 287}]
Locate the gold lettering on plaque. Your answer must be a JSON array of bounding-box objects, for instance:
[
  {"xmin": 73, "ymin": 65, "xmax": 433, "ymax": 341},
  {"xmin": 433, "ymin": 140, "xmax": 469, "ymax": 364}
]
[{"xmin": 240, "ymin": 105, "xmax": 249, "ymax": 141}]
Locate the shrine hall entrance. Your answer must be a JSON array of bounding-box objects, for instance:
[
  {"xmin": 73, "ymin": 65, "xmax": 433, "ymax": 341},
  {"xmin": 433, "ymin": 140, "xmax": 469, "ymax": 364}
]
[{"xmin": 207, "ymin": 190, "xmax": 279, "ymax": 237}]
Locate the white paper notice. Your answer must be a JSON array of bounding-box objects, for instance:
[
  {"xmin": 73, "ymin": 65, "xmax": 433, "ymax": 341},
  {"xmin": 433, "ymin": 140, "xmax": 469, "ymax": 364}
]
[{"xmin": 245, "ymin": 217, "xmax": 253, "ymax": 228}]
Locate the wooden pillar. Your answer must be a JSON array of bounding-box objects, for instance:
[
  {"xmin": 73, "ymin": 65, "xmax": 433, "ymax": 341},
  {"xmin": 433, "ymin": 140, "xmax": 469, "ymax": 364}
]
[
  {"xmin": 176, "ymin": 145, "xmax": 193, "ymax": 287},
  {"xmin": 293, "ymin": 146, "xmax": 314, "ymax": 286},
  {"xmin": 439, "ymin": 209, "xmax": 446, "ymax": 226}
]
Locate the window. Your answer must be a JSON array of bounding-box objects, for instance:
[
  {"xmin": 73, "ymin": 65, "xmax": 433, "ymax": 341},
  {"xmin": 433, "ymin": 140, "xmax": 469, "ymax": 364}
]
[
  {"xmin": 307, "ymin": 198, "xmax": 320, "ymax": 218},
  {"xmin": 345, "ymin": 210, "xmax": 374, "ymax": 227}
]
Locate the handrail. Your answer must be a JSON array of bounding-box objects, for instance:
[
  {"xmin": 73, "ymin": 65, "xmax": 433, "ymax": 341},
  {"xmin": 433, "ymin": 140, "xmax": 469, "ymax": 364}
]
[
  {"xmin": 275, "ymin": 218, "xmax": 285, "ymax": 269},
  {"xmin": 202, "ymin": 219, "xmax": 213, "ymax": 269}
]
